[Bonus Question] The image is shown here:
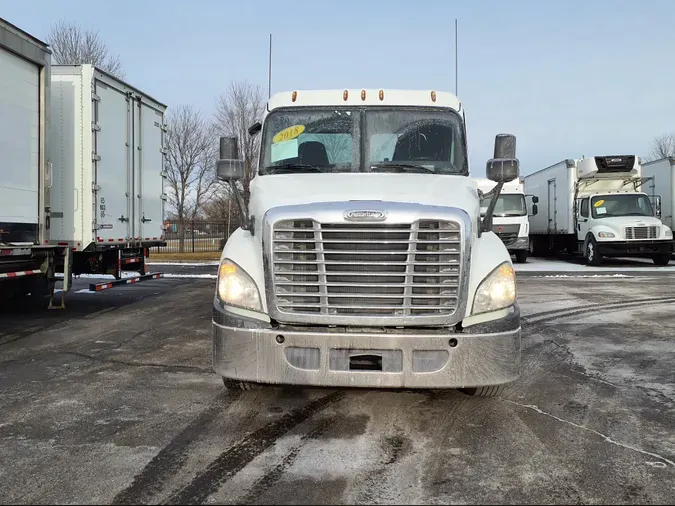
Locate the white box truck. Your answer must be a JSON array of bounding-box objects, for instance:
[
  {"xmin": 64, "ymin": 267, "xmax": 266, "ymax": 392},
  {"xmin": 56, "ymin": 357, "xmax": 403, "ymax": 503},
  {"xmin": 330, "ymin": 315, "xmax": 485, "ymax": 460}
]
[
  {"xmin": 47, "ymin": 64, "xmax": 168, "ymax": 293},
  {"xmin": 475, "ymin": 177, "xmax": 537, "ymax": 263},
  {"xmin": 0, "ymin": 17, "xmax": 68, "ymax": 305},
  {"xmin": 642, "ymin": 157, "xmax": 675, "ymax": 235},
  {"xmin": 524, "ymin": 155, "xmax": 673, "ymax": 265},
  {"xmin": 211, "ymin": 88, "xmax": 523, "ymax": 396}
]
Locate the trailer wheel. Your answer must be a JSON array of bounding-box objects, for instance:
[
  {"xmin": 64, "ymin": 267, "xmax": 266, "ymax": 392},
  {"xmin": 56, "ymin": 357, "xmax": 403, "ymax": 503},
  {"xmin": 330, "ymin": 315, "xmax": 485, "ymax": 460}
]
[
  {"xmin": 584, "ymin": 236, "xmax": 602, "ymax": 266},
  {"xmin": 222, "ymin": 377, "xmax": 261, "ymax": 391},
  {"xmin": 652, "ymin": 254, "xmax": 671, "ymax": 266},
  {"xmin": 514, "ymin": 250, "xmax": 528, "ymax": 263},
  {"xmin": 459, "ymin": 384, "xmax": 505, "ymax": 398}
]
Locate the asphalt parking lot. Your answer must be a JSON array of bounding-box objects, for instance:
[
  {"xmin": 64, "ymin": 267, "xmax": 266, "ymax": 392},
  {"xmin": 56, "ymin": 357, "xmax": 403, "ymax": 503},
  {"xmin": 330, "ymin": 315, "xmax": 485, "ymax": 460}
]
[{"xmin": 1, "ymin": 258, "xmax": 674, "ymax": 504}]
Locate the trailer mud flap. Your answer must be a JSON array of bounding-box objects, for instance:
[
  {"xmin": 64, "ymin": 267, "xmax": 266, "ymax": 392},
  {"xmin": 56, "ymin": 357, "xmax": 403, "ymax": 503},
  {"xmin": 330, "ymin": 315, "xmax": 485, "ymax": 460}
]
[{"xmin": 89, "ymin": 272, "xmax": 163, "ymax": 291}]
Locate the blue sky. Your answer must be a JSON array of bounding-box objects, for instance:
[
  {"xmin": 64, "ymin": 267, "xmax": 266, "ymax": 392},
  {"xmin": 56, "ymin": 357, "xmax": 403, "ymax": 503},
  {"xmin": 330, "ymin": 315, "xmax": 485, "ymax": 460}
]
[{"xmin": 2, "ymin": 0, "xmax": 674, "ymax": 176}]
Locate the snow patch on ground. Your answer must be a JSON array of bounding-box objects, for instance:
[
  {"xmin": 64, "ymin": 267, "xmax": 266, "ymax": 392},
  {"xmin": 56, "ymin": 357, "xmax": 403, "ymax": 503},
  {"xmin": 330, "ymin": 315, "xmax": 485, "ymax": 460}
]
[
  {"xmin": 147, "ymin": 261, "xmax": 220, "ymax": 267},
  {"xmin": 515, "ymin": 257, "xmax": 675, "ymax": 273}
]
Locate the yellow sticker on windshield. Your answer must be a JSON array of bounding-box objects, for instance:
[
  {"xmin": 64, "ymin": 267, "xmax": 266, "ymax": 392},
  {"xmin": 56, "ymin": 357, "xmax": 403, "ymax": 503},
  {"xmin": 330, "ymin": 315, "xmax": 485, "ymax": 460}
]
[
  {"xmin": 594, "ymin": 199, "xmax": 605, "ymax": 207},
  {"xmin": 273, "ymin": 125, "xmax": 305, "ymax": 143}
]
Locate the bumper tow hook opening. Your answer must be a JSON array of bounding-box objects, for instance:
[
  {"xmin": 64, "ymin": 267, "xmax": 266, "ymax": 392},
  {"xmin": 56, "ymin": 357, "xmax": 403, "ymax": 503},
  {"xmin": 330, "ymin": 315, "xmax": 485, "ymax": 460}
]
[
  {"xmin": 349, "ymin": 354, "xmax": 383, "ymax": 371},
  {"xmin": 448, "ymin": 338, "xmax": 459, "ymax": 348},
  {"xmin": 275, "ymin": 334, "xmax": 285, "ymax": 344}
]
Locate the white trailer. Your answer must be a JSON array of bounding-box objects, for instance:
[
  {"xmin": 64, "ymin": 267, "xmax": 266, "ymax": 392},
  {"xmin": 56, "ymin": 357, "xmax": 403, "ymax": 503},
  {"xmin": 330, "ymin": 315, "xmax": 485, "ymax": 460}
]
[
  {"xmin": 48, "ymin": 64, "xmax": 168, "ymax": 291},
  {"xmin": 642, "ymin": 157, "xmax": 675, "ymax": 233},
  {"xmin": 475, "ymin": 177, "xmax": 538, "ymax": 263},
  {"xmin": 523, "ymin": 155, "xmax": 673, "ymax": 265},
  {"xmin": 0, "ymin": 17, "xmax": 69, "ymax": 306}
]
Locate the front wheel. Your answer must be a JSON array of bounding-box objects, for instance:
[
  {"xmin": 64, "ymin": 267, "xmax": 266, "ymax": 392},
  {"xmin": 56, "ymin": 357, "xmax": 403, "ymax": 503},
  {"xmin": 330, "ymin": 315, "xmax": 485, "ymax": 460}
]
[
  {"xmin": 584, "ymin": 236, "xmax": 602, "ymax": 266},
  {"xmin": 514, "ymin": 250, "xmax": 528, "ymax": 264},
  {"xmin": 222, "ymin": 377, "xmax": 261, "ymax": 391},
  {"xmin": 652, "ymin": 253, "xmax": 671, "ymax": 266},
  {"xmin": 458, "ymin": 384, "xmax": 505, "ymax": 398}
]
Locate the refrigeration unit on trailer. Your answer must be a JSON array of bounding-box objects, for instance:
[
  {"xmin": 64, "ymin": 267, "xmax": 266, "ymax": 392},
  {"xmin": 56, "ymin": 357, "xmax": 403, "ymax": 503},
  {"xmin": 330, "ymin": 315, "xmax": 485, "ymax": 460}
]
[
  {"xmin": 48, "ymin": 64, "xmax": 168, "ymax": 291},
  {"xmin": 211, "ymin": 88, "xmax": 524, "ymax": 397},
  {"xmin": 523, "ymin": 155, "xmax": 673, "ymax": 265},
  {"xmin": 0, "ymin": 17, "xmax": 70, "ymax": 306},
  {"xmin": 475, "ymin": 177, "xmax": 538, "ymax": 263},
  {"xmin": 642, "ymin": 157, "xmax": 675, "ymax": 234}
]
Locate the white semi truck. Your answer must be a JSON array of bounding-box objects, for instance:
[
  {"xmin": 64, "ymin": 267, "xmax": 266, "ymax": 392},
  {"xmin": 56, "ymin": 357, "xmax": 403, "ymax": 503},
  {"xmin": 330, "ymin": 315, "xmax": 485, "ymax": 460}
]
[
  {"xmin": 476, "ymin": 177, "xmax": 537, "ymax": 263},
  {"xmin": 0, "ymin": 16, "xmax": 168, "ymax": 307},
  {"xmin": 642, "ymin": 157, "xmax": 675, "ymax": 237},
  {"xmin": 212, "ymin": 88, "xmax": 523, "ymax": 396},
  {"xmin": 523, "ymin": 155, "xmax": 673, "ymax": 265}
]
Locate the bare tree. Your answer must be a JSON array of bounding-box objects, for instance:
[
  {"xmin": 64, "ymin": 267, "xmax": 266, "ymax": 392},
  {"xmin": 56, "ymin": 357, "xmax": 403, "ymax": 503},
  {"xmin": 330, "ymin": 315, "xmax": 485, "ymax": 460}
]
[
  {"xmin": 46, "ymin": 20, "xmax": 125, "ymax": 78},
  {"xmin": 214, "ymin": 80, "xmax": 266, "ymax": 204},
  {"xmin": 165, "ymin": 104, "xmax": 217, "ymax": 252},
  {"xmin": 645, "ymin": 132, "xmax": 675, "ymax": 162}
]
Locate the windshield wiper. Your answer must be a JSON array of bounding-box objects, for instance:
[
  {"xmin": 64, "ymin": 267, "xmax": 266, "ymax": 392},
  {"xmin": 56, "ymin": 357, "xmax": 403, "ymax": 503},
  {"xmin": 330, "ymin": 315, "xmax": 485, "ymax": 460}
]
[
  {"xmin": 369, "ymin": 163, "xmax": 435, "ymax": 174},
  {"xmin": 263, "ymin": 163, "xmax": 324, "ymax": 174}
]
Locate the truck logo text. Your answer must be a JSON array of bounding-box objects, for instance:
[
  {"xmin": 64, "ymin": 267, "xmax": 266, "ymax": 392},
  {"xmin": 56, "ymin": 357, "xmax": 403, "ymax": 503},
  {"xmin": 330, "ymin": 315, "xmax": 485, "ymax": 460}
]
[{"xmin": 344, "ymin": 210, "xmax": 387, "ymax": 222}]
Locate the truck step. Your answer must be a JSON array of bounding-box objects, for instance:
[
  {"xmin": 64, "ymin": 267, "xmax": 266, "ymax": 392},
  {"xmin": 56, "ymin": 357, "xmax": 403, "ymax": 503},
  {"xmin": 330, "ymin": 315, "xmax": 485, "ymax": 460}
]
[{"xmin": 89, "ymin": 272, "xmax": 163, "ymax": 292}]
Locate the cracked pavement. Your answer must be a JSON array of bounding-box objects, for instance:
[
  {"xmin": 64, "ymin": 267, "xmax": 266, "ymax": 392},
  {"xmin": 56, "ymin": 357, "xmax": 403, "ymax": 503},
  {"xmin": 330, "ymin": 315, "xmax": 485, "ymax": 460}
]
[{"xmin": 1, "ymin": 270, "xmax": 675, "ymax": 504}]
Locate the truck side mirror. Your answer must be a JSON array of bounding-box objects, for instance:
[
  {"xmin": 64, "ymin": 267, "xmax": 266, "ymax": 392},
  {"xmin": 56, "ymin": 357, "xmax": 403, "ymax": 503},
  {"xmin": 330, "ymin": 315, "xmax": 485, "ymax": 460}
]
[
  {"xmin": 531, "ymin": 204, "xmax": 538, "ymax": 216},
  {"xmin": 486, "ymin": 133, "xmax": 519, "ymax": 183},
  {"xmin": 654, "ymin": 195, "xmax": 662, "ymax": 219},
  {"xmin": 217, "ymin": 136, "xmax": 245, "ymax": 182}
]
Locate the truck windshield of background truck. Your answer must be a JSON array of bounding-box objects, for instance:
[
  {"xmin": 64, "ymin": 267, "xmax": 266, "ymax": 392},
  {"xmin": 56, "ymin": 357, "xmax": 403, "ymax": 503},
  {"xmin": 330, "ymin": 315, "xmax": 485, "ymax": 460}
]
[
  {"xmin": 260, "ymin": 106, "xmax": 467, "ymax": 175},
  {"xmin": 590, "ymin": 194, "xmax": 654, "ymax": 219},
  {"xmin": 479, "ymin": 194, "xmax": 527, "ymax": 217}
]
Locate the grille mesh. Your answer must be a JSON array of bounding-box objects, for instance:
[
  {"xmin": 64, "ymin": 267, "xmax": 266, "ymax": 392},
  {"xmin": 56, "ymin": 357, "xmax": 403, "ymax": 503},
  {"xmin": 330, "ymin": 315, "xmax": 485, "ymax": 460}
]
[
  {"xmin": 271, "ymin": 219, "xmax": 462, "ymax": 318},
  {"xmin": 624, "ymin": 226, "xmax": 659, "ymax": 240}
]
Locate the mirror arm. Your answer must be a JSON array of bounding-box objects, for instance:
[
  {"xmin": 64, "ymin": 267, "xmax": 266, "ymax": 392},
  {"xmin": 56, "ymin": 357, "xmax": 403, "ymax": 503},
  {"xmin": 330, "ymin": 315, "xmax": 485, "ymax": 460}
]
[
  {"xmin": 481, "ymin": 182, "xmax": 504, "ymax": 232},
  {"xmin": 228, "ymin": 179, "xmax": 253, "ymax": 236}
]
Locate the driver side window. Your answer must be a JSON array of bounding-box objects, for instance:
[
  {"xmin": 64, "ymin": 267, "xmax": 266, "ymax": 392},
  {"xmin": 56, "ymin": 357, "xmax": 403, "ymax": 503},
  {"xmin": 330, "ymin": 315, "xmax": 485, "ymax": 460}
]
[{"xmin": 580, "ymin": 198, "xmax": 589, "ymax": 218}]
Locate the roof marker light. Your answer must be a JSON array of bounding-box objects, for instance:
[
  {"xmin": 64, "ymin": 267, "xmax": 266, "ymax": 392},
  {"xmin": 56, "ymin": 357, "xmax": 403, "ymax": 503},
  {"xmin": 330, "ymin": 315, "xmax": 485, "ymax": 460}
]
[
  {"xmin": 292, "ymin": 91, "xmax": 297, "ymax": 102},
  {"xmin": 379, "ymin": 89, "xmax": 384, "ymax": 101},
  {"xmin": 431, "ymin": 91, "xmax": 437, "ymax": 102},
  {"xmin": 343, "ymin": 90, "xmax": 348, "ymax": 101},
  {"xmin": 361, "ymin": 90, "xmax": 366, "ymax": 101}
]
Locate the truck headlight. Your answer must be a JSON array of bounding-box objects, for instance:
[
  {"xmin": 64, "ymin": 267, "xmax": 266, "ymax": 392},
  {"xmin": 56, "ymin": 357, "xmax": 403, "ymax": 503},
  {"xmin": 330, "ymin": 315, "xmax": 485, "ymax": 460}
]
[
  {"xmin": 472, "ymin": 262, "xmax": 516, "ymax": 315},
  {"xmin": 665, "ymin": 228, "xmax": 673, "ymax": 238},
  {"xmin": 217, "ymin": 259, "xmax": 262, "ymax": 312},
  {"xmin": 598, "ymin": 231, "xmax": 615, "ymax": 238}
]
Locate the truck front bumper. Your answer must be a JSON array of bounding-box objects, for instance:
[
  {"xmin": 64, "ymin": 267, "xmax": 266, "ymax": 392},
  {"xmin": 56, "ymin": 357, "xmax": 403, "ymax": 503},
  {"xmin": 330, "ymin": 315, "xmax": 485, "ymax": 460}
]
[
  {"xmin": 212, "ymin": 303, "xmax": 521, "ymax": 390},
  {"xmin": 507, "ymin": 237, "xmax": 529, "ymax": 252},
  {"xmin": 597, "ymin": 239, "xmax": 673, "ymax": 257}
]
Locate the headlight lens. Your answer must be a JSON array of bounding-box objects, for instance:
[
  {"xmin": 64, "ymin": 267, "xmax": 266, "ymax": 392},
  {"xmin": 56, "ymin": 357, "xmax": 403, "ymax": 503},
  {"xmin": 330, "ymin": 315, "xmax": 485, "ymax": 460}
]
[
  {"xmin": 598, "ymin": 231, "xmax": 615, "ymax": 238},
  {"xmin": 665, "ymin": 228, "xmax": 673, "ymax": 238},
  {"xmin": 217, "ymin": 259, "xmax": 262, "ymax": 312},
  {"xmin": 472, "ymin": 262, "xmax": 516, "ymax": 315}
]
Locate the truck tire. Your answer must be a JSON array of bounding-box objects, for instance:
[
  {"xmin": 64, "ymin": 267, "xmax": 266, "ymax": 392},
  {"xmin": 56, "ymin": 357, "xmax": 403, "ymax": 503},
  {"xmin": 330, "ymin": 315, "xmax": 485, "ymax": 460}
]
[
  {"xmin": 652, "ymin": 254, "xmax": 671, "ymax": 266},
  {"xmin": 584, "ymin": 236, "xmax": 602, "ymax": 266},
  {"xmin": 222, "ymin": 377, "xmax": 261, "ymax": 391},
  {"xmin": 514, "ymin": 250, "xmax": 528, "ymax": 263},
  {"xmin": 459, "ymin": 384, "xmax": 505, "ymax": 398}
]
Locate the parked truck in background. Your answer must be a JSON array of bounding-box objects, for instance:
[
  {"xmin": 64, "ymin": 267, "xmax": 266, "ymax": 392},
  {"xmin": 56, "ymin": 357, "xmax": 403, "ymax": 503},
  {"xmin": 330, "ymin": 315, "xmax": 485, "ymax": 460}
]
[
  {"xmin": 212, "ymin": 88, "xmax": 523, "ymax": 397},
  {"xmin": 1, "ymin": 15, "xmax": 168, "ymax": 308},
  {"xmin": 476, "ymin": 177, "xmax": 537, "ymax": 263},
  {"xmin": 642, "ymin": 157, "xmax": 675, "ymax": 247},
  {"xmin": 524, "ymin": 155, "xmax": 673, "ymax": 266},
  {"xmin": 0, "ymin": 17, "xmax": 68, "ymax": 305},
  {"xmin": 48, "ymin": 64, "xmax": 168, "ymax": 290}
]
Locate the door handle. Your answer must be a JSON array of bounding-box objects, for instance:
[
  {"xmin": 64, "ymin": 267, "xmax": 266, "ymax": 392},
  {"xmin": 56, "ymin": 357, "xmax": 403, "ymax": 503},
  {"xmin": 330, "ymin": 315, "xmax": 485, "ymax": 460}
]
[{"xmin": 141, "ymin": 216, "xmax": 152, "ymax": 223}]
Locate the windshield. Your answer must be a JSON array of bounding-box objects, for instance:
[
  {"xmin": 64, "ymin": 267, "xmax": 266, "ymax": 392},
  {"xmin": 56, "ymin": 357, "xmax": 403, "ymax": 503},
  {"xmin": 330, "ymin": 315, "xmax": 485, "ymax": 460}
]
[
  {"xmin": 259, "ymin": 107, "xmax": 467, "ymax": 175},
  {"xmin": 591, "ymin": 194, "xmax": 654, "ymax": 218},
  {"xmin": 480, "ymin": 193, "xmax": 527, "ymax": 217}
]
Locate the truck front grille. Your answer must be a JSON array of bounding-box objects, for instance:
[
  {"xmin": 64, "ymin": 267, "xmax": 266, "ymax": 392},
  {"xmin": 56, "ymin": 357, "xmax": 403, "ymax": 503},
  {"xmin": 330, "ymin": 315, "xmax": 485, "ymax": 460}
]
[
  {"xmin": 271, "ymin": 219, "xmax": 462, "ymax": 320},
  {"xmin": 624, "ymin": 226, "xmax": 659, "ymax": 240}
]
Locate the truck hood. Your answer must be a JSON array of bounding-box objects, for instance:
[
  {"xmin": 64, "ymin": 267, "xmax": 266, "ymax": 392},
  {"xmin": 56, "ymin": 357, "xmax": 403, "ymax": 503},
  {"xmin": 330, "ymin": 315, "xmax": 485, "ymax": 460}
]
[
  {"xmin": 249, "ymin": 172, "xmax": 481, "ymax": 228},
  {"xmin": 592, "ymin": 215, "xmax": 668, "ymax": 237}
]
